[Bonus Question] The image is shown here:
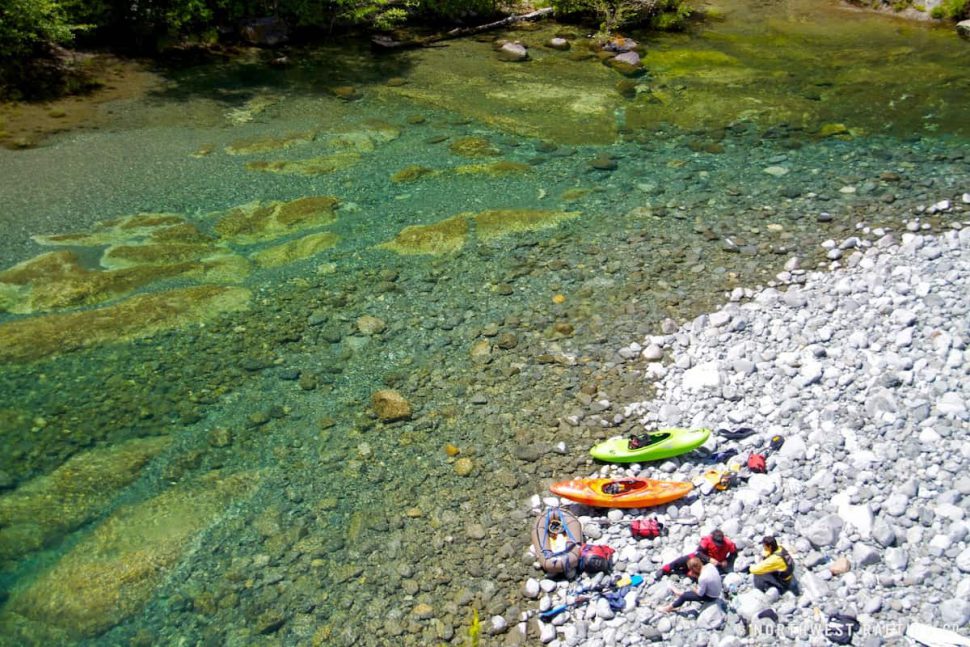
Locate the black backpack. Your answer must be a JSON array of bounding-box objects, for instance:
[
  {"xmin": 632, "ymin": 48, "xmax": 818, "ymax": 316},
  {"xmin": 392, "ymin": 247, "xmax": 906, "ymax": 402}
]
[{"xmin": 825, "ymin": 613, "xmax": 860, "ymax": 645}]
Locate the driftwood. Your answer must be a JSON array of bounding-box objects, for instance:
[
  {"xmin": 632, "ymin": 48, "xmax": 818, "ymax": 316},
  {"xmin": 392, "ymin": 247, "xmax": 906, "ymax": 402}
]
[{"xmin": 371, "ymin": 7, "xmax": 554, "ymax": 50}]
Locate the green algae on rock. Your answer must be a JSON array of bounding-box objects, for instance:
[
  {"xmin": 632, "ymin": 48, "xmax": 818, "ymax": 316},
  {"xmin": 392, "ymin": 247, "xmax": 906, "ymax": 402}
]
[
  {"xmin": 224, "ymin": 130, "xmax": 317, "ymax": 155},
  {"xmin": 2, "ymin": 470, "xmax": 261, "ymax": 640},
  {"xmin": 245, "ymin": 152, "xmax": 362, "ymax": 176},
  {"xmin": 454, "ymin": 160, "xmax": 533, "ymax": 176},
  {"xmin": 390, "ymin": 165, "xmax": 439, "ymax": 183},
  {"xmin": 250, "ymin": 232, "xmax": 340, "ymax": 268},
  {"xmin": 0, "ymin": 436, "xmax": 172, "ymax": 566},
  {"xmin": 0, "ymin": 285, "xmax": 252, "ymax": 362},
  {"xmin": 448, "ymin": 136, "xmax": 501, "ymax": 158},
  {"xmin": 472, "ymin": 209, "xmax": 581, "ymax": 241},
  {"xmin": 32, "ymin": 213, "xmax": 191, "ymax": 248},
  {"xmin": 100, "ymin": 242, "xmax": 216, "ymax": 269},
  {"xmin": 377, "ymin": 215, "xmax": 469, "ymax": 256},
  {"xmin": 0, "ymin": 251, "xmax": 195, "ymax": 314},
  {"xmin": 211, "ymin": 196, "xmax": 339, "ymax": 244}
]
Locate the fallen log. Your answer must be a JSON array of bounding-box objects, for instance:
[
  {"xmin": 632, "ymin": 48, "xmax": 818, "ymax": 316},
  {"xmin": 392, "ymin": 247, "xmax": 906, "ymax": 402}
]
[{"xmin": 371, "ymin": 7, "xmax": 554, "ymax": 50}]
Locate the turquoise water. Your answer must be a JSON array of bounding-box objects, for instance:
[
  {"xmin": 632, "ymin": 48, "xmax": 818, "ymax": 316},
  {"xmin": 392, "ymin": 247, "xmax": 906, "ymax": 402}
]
[{"xmin": 1, "ymin": 0, "xmax": 969, "ymax": 644}]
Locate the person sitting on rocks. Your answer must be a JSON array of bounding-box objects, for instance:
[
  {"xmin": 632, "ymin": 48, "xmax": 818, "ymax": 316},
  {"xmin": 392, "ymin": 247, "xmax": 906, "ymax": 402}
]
[
  {"xmin": 747, "ymin": 535, "xmax": 795, "ymax": 592},
  {"xmin": 659, "ymin": 556, "xmax": 722, "ymax": 612},
  {"xmin": 658, "ymin": 529, "xmax": 738, "ymax": 578}
]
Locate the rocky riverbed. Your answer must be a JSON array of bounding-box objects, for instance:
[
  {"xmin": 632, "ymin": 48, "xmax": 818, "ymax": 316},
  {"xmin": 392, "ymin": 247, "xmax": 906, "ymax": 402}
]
[{"xmin": 520, "ymin": 206, "xmax": 970, "ymax": 646}]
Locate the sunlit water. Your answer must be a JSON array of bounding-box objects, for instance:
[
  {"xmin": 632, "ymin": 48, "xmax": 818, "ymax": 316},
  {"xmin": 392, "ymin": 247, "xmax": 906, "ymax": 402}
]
[{"xmin": 0, "ymin": 0, "xmax": 968, "ymax": 644}]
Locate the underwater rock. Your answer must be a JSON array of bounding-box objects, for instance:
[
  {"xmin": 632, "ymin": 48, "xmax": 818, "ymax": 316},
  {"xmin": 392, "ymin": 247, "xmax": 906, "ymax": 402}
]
[
  {"xmin": 245, "ymin": 152, "xmax": 361, "ymax": 176},
  {"xmin": 33, "ymin": 213, "xmax": 190, "ymax": 248},
  {"xmin": 332, "ymin": 86, "xmax": 361, "ymax": 101},
  {"xmin": 100, "ymin": 242, "xmax": 215, "ymax": 269},
  {"xmin": 0, "ymin": 436, "xmax": 171, "ymax": 566},
  {"xmin": 546, "ymin": 37, "xmax": 570, "ymax": 51},
  {"xmin": 2, "ymin": 470, "xmax": 260, "ymax": 639},
  {"xmin": 454, "ymin": 458, "xmax": 474, "ymax": 477},
  {"xmin": 817, "ymin": 123, "xmax": 851, "ymax": 139},
  {"xmin": 356, "ymin": 315, "xmax": 386, "ymax": 336},
  {"xmin": 588, "ymin": 154, "xmax": 617, "ymax": 171},
  {"xmin": 372, "ymin": 390, "xmax": 412, "ymax": 422},
  {"xmin": 472, "ymin": 209, "xmax": 581, "ymax": 241},
  {"xmin": 0, "ymin": 250, "xmax": 204, "ymax": 314},
  {"xmin": 212, "ymin": 196, "xmax": 339, "ymax": 244},
  {"xmin": 225, "ymin": 131, "xmax": 316, "ymax": 155},
  {"xmin": 607, "ymin": 51, "xmax": 644, "ymax": 77},
  {"xmin": 0, "ymin": 285, "xmax": 252, "ymax": 362},
  {"xmin": 378, "ymin": 215, "xmax": 469, "ymax": 255},
  {"xmin": 248, "ymin": 232, "xmax": 339, "ymax": 268},
  {"xmin": 391, "ymin": 165, "xmax": 438, "ymax": 183},
  {"xmin": 449, "ymin": 136, "xmax": 501, "ymax": 158},
  {"xmin": 454, "ymin": 161, "xmax": 532, "ymax": 177}
]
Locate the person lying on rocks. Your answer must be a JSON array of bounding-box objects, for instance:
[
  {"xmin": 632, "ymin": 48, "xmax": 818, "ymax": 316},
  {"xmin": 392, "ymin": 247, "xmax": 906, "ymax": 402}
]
[
  {"xmin": 746, "ymin": 535, "xmax": 795, "ymax": 592},
  {"xmin": 659, "ymin": 557, "xmax": 722, "ymax": 613},
  {"xmin": 658, "ymin": 529, "xmax": 737, "ymax": 578}
]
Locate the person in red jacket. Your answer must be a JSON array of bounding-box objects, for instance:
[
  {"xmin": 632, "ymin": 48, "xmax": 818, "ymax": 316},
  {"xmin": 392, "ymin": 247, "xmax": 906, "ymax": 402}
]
[{"xmin": 658, "ymin": 529, "xmax": 738, "ymax": 578}]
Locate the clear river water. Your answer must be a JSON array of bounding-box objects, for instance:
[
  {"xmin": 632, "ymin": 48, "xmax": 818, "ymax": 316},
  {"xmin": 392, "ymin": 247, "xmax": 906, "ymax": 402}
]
[{"xmin": 0, "ymin": 0, "xmax": 968, "ymax": 644}]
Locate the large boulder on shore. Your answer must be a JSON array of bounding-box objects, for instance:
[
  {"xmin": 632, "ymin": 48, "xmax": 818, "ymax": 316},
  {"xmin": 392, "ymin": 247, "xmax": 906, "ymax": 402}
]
[{"xmin": 958, "ymin": 20, "xmax": 970, "ymax": 39}]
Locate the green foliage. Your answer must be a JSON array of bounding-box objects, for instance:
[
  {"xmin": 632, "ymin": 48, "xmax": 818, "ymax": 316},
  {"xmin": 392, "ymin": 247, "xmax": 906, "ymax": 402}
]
[
  {"xmin": 649, "ymin": 0, "xmax": 691, "ymax": 30},
  {"xmin": 0, "ymin": 0, "xmax": 77, "ymax": 59},
  {"xmin": 546, "ymin": 0, "xmax": 691, "ymax": 35},
  {"xmin": 930, "ymin": 0, "xmax": 968, "ymax": 18}
]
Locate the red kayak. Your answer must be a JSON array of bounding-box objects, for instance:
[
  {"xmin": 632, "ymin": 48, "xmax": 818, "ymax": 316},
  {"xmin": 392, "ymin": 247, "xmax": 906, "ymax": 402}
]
[{"xmin": 550, "ymin": 477, "xmax": 693, "ymax": 508}]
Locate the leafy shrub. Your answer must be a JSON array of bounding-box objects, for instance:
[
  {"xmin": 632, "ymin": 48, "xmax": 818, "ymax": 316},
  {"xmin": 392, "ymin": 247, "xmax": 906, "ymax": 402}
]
[
  {"xmin": 546, "ymin": 0, "xmax": 691, "ymax": 35},
  {"xmin": 930, "ymin": 0, "xmax": 969, "ymax": 18}
]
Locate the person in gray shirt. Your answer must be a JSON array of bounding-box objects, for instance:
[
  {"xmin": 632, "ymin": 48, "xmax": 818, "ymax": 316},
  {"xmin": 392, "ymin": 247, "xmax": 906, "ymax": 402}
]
[{"xmin": 660, "ymin": 557, "xmax": 722, "ymax": 612}]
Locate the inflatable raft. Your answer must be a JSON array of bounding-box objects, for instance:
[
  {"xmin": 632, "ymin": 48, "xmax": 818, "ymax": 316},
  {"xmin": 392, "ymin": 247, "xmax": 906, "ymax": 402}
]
[
  {"xmin": 590, "ymin": 428, "xmax": 711, "ymax": 463},
  {"xmin": 550, "ymin": 477, "xmax": 693, "ymax": 508},
  {"xmin": 531, "ymin": 507, "xmax": 582, "ymax": 577}
]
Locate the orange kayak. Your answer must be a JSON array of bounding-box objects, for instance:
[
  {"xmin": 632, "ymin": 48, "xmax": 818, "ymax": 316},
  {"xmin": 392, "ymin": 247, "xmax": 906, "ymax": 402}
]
[{"xmin": 550, "ymin": 477, "xmax": 693, "ymax": 509}]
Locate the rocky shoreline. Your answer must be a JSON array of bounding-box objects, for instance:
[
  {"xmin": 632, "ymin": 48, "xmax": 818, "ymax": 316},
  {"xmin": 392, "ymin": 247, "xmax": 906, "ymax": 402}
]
[{"xmin": 521, "ymin": 203, "xmax": 970, "ymax": 646}]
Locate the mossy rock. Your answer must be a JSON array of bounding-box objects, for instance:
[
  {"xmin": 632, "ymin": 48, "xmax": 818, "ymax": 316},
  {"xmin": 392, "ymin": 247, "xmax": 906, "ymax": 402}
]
[
  {"xmin": 377, "ymin": 215, "xmax": 469, "ymax": 255},
  {"xmin": 391, "ymin": 165, "xmax": 438, "ymax": 183},
  {"xmin": 100, "ymin": 243, "xmax": 214, "ymax": 269},
  {"xmin": 212, "ymin": 196, "xmax": 339, "ymax": 244},
  {"xmin": 224, "ymin": 131, "xmax": 316, "ymax": 155},
  {"xmin": 0, "ymin": 285, "xmax": 251, "ymax": 362},
  {"xmin": 448, "ymin": 136, "xmax": 501, "ymax": 158},
  {"xmin": 245, "ymin": 152, "xmax": 362, "ymax": 176},
  {"xmin": 0, "ymin": 436, "xmax": 172, "ymax": 565},
  {"xmin": 250, "ymin": 232, "xmax": 340, "ymax": 268},
  {"xmin": 0, "ymin": 250, "xmax": 200, "ymax": 313},
  {"xmin": 33, "ymin": 213, "xmax": 189, "ymax": 248},
  {"xmin": 453, "ymin": 161, "xmax": 532, "ymax": 177},
  {"xmin": 472, "ymin": 209, "xmax": 581, "ymax": 241},
  {"xmin": 2, "ymin": 470, "xmax": 261, "ymax": 639}
]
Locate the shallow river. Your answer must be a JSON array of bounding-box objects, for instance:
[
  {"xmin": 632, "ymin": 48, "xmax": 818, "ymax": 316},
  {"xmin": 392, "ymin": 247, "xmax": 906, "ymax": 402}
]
[{"xmin": 0, "ymin": 0, "xmax": 968, "ymax": 644}]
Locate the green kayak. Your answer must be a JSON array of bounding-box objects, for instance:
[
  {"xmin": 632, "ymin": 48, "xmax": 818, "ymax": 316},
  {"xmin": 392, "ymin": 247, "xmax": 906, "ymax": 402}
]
[{"xmin": 590, "ymin": 427, "xmax": 712, "ymax": 463}]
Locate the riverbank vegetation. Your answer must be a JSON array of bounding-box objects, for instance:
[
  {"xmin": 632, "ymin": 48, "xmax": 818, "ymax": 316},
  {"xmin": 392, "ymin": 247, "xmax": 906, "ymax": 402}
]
[{"xmin": 1, "ymin": 0, "xmax": 694, "ymax": 100}]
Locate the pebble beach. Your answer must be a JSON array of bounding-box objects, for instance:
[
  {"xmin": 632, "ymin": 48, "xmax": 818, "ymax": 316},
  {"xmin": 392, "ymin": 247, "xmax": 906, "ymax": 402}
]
[{"xmin": 522, "ymin": 201, "xmax": 970, "ymax": 646}]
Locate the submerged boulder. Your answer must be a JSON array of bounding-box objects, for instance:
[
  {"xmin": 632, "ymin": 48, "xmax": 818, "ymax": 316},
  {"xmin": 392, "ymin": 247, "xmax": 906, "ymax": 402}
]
[
  {"xmin": 372, "ymin": 390, "xmax": 412, "ymax": 422},
  {"xmin": 2, "ymin": 470, "xmax": 260, "ymax": 639}
]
